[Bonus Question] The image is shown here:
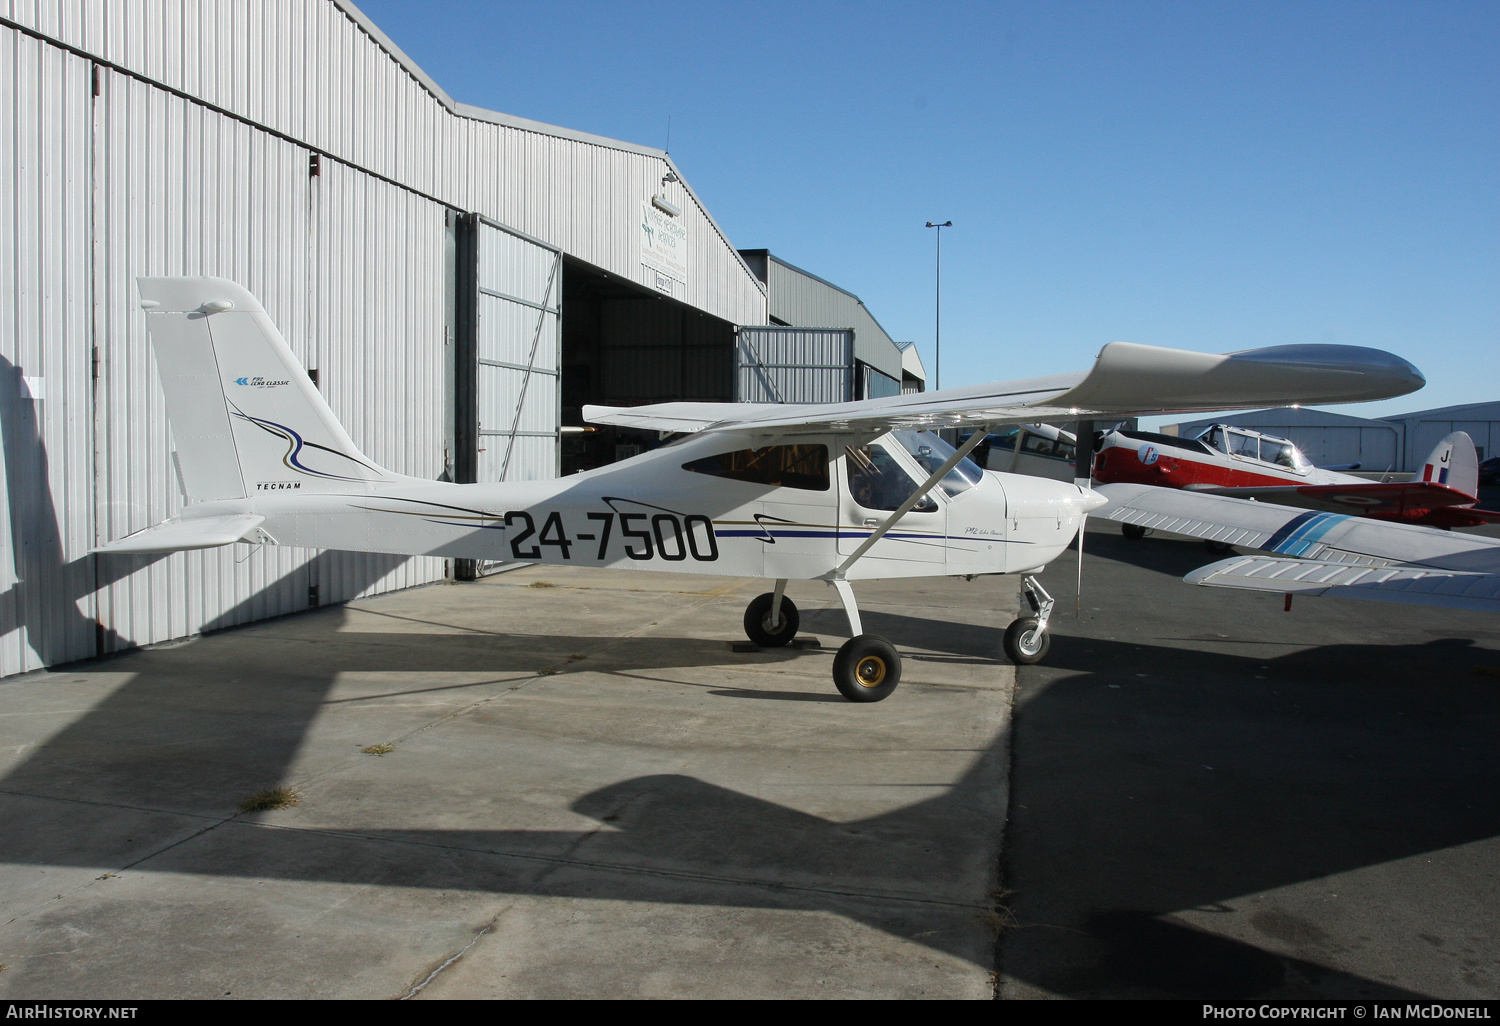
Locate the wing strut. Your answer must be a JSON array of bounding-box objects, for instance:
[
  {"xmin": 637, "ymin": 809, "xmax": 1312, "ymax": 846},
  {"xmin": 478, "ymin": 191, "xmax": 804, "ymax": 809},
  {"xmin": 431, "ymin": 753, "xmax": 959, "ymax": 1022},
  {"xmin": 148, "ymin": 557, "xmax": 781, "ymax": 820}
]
[{"xmin": 834, "ymin": 429, "xmax": 989, "ymax": 577}]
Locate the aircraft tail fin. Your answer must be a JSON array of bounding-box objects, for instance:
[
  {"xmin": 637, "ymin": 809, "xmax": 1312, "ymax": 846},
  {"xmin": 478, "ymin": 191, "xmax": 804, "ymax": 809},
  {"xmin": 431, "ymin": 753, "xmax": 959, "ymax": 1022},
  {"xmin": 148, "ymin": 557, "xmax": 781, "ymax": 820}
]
[
  {"xmin": 1417, "ymin": 431, "xmax": 1478, "ymax": 499},
  {"xmin": 137, "ymin": 277, "xmax": 403, "ymax": 501}
]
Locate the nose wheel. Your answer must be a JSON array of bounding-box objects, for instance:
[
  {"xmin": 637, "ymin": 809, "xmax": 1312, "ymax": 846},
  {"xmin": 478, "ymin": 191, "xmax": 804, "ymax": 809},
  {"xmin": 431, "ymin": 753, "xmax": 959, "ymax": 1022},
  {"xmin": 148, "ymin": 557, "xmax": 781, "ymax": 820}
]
[{"xmin": 1004, "ymin": 575, "xmax": 1055, "ymax": 665}]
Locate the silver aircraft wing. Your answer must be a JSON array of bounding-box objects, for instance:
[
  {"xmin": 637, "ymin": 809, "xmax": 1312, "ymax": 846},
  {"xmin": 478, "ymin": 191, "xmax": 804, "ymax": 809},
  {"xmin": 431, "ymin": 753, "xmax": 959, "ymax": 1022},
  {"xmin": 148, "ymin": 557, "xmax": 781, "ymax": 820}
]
[
  {"xmin": 583, "ymin": 342, "xmax": 1425, "ymax": 435},
  {"xmin": 1184, "ymin": 554, "xmax": 1500, "ymax": 613},
  {"xmin": 1095, "ymin": 482, "xmax": 1500, "ymax": 613}
]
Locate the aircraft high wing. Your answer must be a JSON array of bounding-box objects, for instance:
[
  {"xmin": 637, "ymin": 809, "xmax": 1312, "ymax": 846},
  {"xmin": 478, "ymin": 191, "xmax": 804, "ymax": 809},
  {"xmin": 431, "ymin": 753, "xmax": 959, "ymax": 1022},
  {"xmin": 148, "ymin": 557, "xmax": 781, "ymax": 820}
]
[
  {"xmin": 585, "ymin": 341, "xmax": 1423, "ymax": 435},
  {"xmin": 100, "ymin": 277, "xmax": 1425, "ymax": 701},
  {"xmin": 1095, "ymin": 482, "xmax": 1500, "ymax": 613}
]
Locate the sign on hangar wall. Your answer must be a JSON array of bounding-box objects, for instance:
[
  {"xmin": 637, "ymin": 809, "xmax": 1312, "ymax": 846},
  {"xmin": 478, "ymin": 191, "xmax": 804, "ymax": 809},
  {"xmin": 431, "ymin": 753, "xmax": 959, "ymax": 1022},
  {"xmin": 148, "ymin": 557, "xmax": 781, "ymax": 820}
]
[{"xmin": 640, "ymin": 202, "xmax": 688, "ymax": 286}]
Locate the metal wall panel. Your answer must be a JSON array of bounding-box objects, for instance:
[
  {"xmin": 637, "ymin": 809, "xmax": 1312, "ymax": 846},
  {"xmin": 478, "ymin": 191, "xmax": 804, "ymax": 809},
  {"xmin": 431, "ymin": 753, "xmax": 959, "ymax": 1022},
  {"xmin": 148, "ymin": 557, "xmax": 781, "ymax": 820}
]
[
  {"xmin": 0, "ymin": 30, "xmax": 96, "ymax": 675},
  {"xmin": 3, "ymin": 0, "xmax": 768, "ymax": 329},
  {"xmin": 764, "ymin": 257, "xmax": 902, "ymax": 380},
  {"xmin": 0, "ymin": 58, "xmax": 453, "ymax": 672},
  {"xmin": 474, "ymin": 219, "xmax": 560, "ymax": 485},
  {"xmin": 90, "ymin": 68, "xmax": 319, "ymax": 651},
  {"xmin": 736, "ymin": 328, "xmax": 854, "ymax": 405},
  {"xmin": 309, "ymin": 158, "xmax": 449, "ymax": 602}
]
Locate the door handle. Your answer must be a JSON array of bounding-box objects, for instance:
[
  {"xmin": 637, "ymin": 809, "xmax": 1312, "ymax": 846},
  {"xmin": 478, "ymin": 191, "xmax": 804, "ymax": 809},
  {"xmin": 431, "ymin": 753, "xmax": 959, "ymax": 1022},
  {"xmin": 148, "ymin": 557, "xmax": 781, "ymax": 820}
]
[{"xmin": 863, "ymin": 518, "xmax": 879, "ymax": 527}]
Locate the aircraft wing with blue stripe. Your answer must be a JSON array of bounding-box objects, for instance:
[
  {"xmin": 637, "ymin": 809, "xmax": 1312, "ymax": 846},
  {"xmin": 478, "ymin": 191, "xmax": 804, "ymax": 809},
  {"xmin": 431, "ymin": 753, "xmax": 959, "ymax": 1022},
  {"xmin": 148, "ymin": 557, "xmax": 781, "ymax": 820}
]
[{"xmin": 1095, "ymin": 483, "xmax": 1500, "ymax": 612}]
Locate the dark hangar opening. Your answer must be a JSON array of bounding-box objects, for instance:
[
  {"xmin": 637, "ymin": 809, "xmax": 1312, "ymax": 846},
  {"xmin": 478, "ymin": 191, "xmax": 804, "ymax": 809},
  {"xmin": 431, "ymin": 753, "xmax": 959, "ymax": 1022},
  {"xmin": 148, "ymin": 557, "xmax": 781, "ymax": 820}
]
[{"xmin": 559, "ymin": 256, "xmax": 735, "ymax": 475}]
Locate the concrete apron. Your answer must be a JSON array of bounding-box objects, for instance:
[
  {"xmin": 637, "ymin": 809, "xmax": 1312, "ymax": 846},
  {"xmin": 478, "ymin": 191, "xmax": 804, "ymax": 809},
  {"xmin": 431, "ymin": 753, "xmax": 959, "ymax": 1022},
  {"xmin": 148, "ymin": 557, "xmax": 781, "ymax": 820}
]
[{"xmin": 0, "ymin": 566, "xmax": 1019, "ymax": 999}]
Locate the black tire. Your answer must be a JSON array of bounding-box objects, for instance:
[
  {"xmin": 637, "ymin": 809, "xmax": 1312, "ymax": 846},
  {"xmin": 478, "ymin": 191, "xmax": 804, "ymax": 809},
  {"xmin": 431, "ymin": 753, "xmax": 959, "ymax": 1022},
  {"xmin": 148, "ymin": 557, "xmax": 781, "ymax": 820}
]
[
  {"xmin": 1004, "ymin": 618, "xmax": 1051, "ymax": 665},
  {"xmin": 1205, "ymin": 539, "xmax": 1234, "ymax": 555},
  {"xmin": 743, "ymin": 593, "xmax": 800, "ymax": 647},
  {"xmin": 1121, "ymin": 523, "xmax": 1146, "ymax": 540},
  {"xmin": 833, "ymin": 635, "xmax": 902, "ymax": 702}
]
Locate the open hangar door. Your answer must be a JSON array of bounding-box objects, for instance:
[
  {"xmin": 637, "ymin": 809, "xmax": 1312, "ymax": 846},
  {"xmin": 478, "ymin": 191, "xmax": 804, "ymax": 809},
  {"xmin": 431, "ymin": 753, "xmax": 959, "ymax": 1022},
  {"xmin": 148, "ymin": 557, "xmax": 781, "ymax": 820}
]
[
  {"xmin": 453, "ymin": 214, "xmax": 562, "ymax": 576},
  {"xmin": 559, "ymin": 257, "xmax": 736, "ymax": 475},
  {"xmin": 736, "ymin": 326, "xmax": 857, "ymax": 403}
]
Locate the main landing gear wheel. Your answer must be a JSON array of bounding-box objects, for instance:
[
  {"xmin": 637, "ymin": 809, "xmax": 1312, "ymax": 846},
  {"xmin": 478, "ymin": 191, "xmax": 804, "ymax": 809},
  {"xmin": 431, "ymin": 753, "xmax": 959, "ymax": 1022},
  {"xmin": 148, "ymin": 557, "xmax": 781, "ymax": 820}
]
[
  {"xmin": 833, "ymin": 635, "xmax": 902, "ymax": 702},
  {"xmin": 1003, "ymin": 618, "xmax": 1051, "ymax": 665},
  {"xmin": 1121, "ymin": 523, "xmax": 1146, "ymax": 540},
  {"xmin": 744, "ymin": 593, "xmax": 800, "ymax": 647}
]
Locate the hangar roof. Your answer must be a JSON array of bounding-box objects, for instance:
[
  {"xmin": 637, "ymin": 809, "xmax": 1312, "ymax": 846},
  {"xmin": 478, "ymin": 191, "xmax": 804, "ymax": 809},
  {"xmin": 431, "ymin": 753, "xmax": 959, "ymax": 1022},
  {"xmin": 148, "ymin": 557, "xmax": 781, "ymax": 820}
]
[
  {"xmin": 333, "ymin": 1, "xmax": 763, "ymax": 304},
  {"xmin": 1383, "ymin": 400, "xmax": 1500, "ymax": 423},
  {"xmin": 738, "ymin": 251, "xmax": 905, "ymax": 380}
]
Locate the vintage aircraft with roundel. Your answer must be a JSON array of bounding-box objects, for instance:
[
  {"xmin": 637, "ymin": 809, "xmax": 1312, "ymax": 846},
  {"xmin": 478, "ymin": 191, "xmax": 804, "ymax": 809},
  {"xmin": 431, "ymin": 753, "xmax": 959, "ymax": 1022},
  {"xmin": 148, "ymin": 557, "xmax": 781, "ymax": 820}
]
[
  {"xmin": 1092, "ymin": 423, "xmax": 1500, "ymax": 534},
  {"xmin": 98, "ymin": 278, "xmax": 1425, "ymax": 701}
]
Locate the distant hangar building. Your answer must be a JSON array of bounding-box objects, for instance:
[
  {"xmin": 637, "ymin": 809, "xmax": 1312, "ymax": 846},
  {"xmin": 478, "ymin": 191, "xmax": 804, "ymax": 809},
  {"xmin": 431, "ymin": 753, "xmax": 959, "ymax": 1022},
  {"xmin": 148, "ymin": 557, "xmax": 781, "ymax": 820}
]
[{"xmin": 0, "ymin": 0, "xmax": 908, "ymax": 676}]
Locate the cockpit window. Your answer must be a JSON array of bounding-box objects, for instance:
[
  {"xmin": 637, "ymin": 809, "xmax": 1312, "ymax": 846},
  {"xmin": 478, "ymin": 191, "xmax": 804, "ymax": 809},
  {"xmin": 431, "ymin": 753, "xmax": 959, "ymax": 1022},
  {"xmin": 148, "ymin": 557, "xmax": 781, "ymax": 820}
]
[
  {"xmin": 1263, "ymin": 439, "xmax": 1311, "ymax": 471},
  {"xmin": 892, "ymin": 430, "xmax": 983, "ymax": 496},
  {"xmin": 1198, "ymin": 425, "xmax": 1311, "ymax": 472},
  {"xmin": 1228, "ymin": 431, "xmax": 1261, "ymax": 460},
  {"xmin": 845, "ymin": 443, "xmax": 938, "ymax": 512},
  {"xmin": 682, "ymin": 444, "xmax": 829, "ymax": 491}
]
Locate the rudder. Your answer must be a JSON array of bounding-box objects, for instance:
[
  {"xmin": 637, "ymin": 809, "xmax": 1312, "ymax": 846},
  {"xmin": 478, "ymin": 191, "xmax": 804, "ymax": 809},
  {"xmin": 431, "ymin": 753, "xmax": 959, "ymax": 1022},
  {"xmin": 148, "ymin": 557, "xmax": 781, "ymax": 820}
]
[
  {"xmin": 1418, "ymin": 431, "xmax": 1479, "ymax": 498},
  {"xmin": 137, "ymin": 277, "xmax": 401, "ymax": 501}
]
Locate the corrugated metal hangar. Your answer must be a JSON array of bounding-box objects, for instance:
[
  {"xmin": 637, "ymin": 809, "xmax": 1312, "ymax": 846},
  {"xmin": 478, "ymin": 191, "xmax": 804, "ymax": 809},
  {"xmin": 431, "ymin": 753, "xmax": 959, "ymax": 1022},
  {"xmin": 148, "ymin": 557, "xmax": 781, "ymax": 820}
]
[
  {"xmin": 1169, "ymin": 400, "xmax": 1500, "ymax": 472},
  {"xmin": 0, "ymin": 0, "xmax": 910, "ymax": 676}
]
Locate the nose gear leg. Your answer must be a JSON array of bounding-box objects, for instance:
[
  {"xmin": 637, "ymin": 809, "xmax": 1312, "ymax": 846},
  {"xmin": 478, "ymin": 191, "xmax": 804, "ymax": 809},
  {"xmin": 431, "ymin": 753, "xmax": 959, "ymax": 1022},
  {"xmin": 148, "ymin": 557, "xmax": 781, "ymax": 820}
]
[
  {"xmin": 1021, "ymin": 574, "xmax": 1054, "ymax": 634},
  {"xmin": 1005, "ymin": 575, "xmax": 1055, "ymax": 665}
]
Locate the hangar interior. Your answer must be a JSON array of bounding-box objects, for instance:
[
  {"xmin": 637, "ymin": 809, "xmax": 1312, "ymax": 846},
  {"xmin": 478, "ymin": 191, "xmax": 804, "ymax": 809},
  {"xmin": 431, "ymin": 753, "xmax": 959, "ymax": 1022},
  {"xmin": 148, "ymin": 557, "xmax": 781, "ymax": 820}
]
[{"xmin": 559, "ymin": 258, "xmax": 736, "ymax": 474}]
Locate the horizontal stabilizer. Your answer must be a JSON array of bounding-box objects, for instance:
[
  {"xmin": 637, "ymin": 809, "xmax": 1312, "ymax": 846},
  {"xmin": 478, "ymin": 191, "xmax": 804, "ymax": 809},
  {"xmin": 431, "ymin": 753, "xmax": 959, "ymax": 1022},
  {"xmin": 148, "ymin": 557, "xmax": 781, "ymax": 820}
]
[
  {"xmin": 1186, "ymin": 555, "xmax": 1500, "ymax": 613},
  {"xmin": 94, "ymin": 514, "xmax": 266, "ymax": 554}
]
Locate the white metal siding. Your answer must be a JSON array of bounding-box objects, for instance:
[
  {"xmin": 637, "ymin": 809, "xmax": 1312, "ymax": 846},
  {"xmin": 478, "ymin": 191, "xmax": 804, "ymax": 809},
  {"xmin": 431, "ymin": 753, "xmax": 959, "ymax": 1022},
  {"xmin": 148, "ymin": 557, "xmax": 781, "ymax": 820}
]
[
  {"xmin": 475, "ymin": 221, "xmax": 560, "ymax": 484},
  {"xmin": 736, "ymin": 328, "xmax": 854, "ymax": 404},
  {"xmin": 0, "ymin": 31, "xmax": 96, "ymax": 674},
  {"xmin": 90, "ymin": 68, "xmax": 316, "ymax": 653},
  {"xmin": 309, "ymin": 158, "xmax": 449, "ymax": 603},
  {"xmin": 765, "ymin": 257, "xmax": 902, "ymax": 380},
  {"xmin": 2, "ymin": 0, "xmax": 767, "ymax": 326}
]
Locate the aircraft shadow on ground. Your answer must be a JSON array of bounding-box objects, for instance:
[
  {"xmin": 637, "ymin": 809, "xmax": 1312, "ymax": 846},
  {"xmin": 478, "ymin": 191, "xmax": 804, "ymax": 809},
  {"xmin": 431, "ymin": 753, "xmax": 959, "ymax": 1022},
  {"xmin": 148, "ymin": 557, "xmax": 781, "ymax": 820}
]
[
  {"xmin": 1081, "ymin": 527, "xmax": 1239, "ymax": 578},
  {"xmin": 1004, "ymin": 623, "xmax": 1499, "ymax": 997},
  {"xmin": 4, "ymin": 608, "xmax": 1497, "ymax": 996}
]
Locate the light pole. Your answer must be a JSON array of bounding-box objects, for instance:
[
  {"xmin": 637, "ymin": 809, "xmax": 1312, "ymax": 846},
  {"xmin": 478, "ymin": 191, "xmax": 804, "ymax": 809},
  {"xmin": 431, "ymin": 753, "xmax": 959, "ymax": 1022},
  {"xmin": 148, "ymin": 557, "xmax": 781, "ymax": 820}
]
[{"xmin": 924, "ymin": 221, "xmax": 951, "ymax": 391}]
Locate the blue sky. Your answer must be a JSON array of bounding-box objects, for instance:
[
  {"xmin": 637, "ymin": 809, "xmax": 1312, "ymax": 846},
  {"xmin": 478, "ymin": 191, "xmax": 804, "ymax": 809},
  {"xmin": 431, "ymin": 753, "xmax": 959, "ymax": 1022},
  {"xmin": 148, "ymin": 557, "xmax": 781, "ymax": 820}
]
[{"xmin": 355, "ymin": 0, "xmax": 1498, "ymax": 422}]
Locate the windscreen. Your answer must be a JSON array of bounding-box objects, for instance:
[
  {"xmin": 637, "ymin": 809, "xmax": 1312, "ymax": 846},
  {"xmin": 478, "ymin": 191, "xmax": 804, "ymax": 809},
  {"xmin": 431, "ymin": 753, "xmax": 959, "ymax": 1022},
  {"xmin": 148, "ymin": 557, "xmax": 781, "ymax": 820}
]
[{"xmin": 892, "ymin": 431, "xmax": 983, "ymax": 497}]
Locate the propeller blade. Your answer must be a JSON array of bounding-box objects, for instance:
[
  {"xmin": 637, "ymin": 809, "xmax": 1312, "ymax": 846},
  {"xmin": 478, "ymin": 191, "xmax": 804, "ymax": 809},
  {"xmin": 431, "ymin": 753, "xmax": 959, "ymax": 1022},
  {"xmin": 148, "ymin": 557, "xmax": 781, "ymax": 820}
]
[{"xmin": 1076, "ymin": 514, "xmax": 1085, "ymax": 617}]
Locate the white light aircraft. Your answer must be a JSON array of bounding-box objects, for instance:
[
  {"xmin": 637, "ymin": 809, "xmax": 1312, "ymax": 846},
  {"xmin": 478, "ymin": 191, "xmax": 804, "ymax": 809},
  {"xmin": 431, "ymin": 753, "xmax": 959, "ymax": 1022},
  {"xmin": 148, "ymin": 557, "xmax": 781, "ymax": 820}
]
[
  {"xmin": 100, "ymin": 278, "xmax": 1425, "ymax": 701},
  {"xmin": 1096, "ymin": 482, "xmax": 1500, "ymax": 613}
]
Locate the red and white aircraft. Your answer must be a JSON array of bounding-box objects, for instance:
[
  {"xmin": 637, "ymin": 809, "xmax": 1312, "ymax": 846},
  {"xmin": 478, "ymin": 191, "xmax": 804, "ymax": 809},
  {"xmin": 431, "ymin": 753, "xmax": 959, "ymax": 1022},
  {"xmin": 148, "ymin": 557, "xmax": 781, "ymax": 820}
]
[{"xmin": 1092, "ymin": 424, "xmax": 1500, "ymax": 530}]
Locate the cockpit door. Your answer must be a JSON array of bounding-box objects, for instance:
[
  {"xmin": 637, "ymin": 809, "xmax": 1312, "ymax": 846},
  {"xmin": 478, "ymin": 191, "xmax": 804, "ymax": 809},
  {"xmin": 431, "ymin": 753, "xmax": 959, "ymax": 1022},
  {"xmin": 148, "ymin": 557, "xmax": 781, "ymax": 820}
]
[{"xmin": 836, "ymin": 440, "xmax": 946, "ymax": 565}]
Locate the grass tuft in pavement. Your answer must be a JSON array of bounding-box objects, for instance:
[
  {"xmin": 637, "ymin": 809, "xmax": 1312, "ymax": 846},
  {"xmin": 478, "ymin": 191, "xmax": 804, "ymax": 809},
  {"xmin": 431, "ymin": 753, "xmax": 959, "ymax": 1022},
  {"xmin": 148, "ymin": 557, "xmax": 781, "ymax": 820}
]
[{"xmin": 238, "ymin": 787, "xmax": 303, "ymax": 813}]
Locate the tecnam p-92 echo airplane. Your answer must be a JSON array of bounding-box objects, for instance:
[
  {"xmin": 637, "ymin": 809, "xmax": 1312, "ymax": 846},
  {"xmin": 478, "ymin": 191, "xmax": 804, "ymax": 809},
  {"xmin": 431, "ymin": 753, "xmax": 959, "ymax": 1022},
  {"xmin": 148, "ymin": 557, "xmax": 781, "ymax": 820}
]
[{"xmin": 100, "ymin": 278, "xmax": 1424, "ymax": 702}]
